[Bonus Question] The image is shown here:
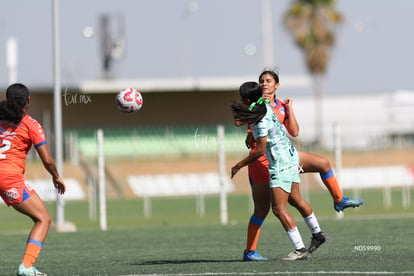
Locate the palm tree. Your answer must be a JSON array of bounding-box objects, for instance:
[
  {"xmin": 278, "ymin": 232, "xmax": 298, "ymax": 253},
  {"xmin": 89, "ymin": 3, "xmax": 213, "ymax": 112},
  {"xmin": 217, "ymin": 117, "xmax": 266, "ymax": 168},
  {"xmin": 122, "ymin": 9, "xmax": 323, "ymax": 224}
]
[{"xmin": 283, "ymin": 0, "xmax": 342, "ymax": 148}]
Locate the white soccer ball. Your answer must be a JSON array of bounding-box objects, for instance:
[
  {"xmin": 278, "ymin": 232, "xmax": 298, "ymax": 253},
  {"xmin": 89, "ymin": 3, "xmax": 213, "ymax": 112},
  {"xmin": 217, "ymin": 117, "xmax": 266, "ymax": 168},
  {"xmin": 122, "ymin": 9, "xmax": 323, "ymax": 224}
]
[{"xmin": 115, "ymin": 88, "xmax": 143, "ymax": 113}]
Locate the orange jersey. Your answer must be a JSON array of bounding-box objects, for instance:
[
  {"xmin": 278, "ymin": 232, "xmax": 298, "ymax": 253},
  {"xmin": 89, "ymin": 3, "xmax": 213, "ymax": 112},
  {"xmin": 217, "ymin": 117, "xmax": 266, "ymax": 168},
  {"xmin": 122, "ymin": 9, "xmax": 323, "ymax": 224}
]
[
  {"xmin": 271, "ymin": 98, "xmax": 288, "ymax": 124},
  {"xmin": 0, "ymin": 114, "xmax": 46, "ymax": 174},
  {"xmin": 248, "ymin": 98, "xmax": 288, "ymax": 179}
]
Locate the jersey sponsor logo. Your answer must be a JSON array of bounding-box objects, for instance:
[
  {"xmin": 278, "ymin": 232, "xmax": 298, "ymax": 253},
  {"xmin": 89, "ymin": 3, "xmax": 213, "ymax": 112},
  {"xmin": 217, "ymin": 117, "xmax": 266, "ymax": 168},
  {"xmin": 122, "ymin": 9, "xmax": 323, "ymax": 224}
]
[
  {"xmin": 279, "ymin": 107, "xmax": 285, "ymax": 116},
  {"xmin": 5, "ymin": 187, "xmax": 20, "ymax": 201}
]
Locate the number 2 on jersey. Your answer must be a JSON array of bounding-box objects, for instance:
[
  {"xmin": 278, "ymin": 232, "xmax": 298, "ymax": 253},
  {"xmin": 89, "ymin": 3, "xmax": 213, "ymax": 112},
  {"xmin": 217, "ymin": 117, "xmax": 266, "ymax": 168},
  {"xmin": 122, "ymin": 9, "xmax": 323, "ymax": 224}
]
[{"xmin": 0, "ymin": 139, "xmax": 11, "ymax": 159}]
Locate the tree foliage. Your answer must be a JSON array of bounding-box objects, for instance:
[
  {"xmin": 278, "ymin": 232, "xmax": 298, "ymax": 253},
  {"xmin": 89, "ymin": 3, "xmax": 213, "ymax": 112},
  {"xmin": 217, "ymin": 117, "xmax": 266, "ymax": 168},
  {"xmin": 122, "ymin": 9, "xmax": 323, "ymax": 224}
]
[{"xmin": 283, "ymin": 0, "xmax": 342, "ymax": 74}]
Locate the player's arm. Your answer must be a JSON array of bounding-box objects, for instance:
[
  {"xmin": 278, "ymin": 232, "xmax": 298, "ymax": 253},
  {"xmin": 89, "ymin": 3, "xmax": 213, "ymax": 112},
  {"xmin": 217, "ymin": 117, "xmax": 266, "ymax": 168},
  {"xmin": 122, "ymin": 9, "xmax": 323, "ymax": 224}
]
[
  {"xmin": 234, "ymin": 120, "xmax": 256, "ymax": 149},
  {"xmin": 245, "ymin": 124, "xmax": 256, "ymax": 149},
  {"xmin": 283, "ymin": 98, "xmax": 300, "ymax": 137},
  {"xmin": 231, "ymin": 136, "xmax": 266, "ymax": 178},
  {"xmin": 36, "ymin": 144, "xmax": 66, "ymax": 194}
]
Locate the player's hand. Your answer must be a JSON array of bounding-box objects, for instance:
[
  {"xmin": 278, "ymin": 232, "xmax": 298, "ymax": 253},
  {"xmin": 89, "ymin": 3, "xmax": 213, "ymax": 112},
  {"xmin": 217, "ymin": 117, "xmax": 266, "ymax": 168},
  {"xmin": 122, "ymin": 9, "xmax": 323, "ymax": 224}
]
[
  {"xmin": 245, "ymin": 132, "xmax": 255, "ymax": 149},
  {"xmin": 231, "ymin": 165, "xmax": 241, "ymax": 179},
  {"xmin": 53, "ymin": 176, "xmax": 66, "ymax": 195},
  {"xmin": 283, "ymin": 98, "xmax": 293, "ymax": 109},
  {"xmin": 234, "ymin": 119, "xmax": 245, "ymax": 126}
]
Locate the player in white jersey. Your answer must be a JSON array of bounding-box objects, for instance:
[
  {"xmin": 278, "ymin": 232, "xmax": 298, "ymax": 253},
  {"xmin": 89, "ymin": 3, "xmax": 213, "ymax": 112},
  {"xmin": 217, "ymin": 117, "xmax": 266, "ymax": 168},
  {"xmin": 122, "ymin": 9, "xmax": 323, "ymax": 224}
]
[{"xmin": 231, "ymin": 81, "xmax": 325, "ymax": 261}]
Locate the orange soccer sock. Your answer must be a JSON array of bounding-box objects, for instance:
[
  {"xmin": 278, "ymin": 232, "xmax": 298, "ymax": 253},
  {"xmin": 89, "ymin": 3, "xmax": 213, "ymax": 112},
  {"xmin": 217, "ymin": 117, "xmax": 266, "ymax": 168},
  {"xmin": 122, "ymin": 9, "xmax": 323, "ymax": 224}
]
[
  {"xmin": 22, "ymin": 239, "xmax": 42, "ymax": 268},
  {"xmin": 245, "ymin": 215, "xmax": 264, "ymax": 252},
  {"xmin": 320, "ymin": 169, "xmax": 343, "ymax": 203}
]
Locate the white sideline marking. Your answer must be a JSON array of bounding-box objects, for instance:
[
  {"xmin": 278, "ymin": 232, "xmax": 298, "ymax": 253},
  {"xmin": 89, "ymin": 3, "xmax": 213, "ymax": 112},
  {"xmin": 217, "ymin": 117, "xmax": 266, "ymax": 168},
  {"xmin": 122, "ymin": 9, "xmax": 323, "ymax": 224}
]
[{"xmin": 121, "ymin": 271, "xmax": 414, "ymax": 276}]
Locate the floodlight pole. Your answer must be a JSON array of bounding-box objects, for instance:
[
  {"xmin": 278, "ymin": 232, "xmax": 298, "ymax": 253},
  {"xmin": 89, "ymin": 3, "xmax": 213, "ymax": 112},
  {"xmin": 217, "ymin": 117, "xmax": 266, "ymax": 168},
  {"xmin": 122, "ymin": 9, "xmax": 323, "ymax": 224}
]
[
  {"xmin": 52, "ymin": 0, "xmax": 65, "ymax": 229},
  {"xmin": 6, "ymin": 37, "xmax": 18, "ymax": 84},
  {"xmin": 97, "ymin": 129, "xmax": 107, "ymax": 231},
  {"xmin": 217, "ymin": 125, "xmax": 228, "ymax": 225}
]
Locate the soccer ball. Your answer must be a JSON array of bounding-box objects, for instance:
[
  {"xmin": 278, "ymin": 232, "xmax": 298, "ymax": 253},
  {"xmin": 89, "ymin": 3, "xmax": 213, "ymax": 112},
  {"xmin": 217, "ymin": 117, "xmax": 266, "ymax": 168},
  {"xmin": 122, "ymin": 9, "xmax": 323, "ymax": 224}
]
[{"xmin": 115, "ymin": 88, "xmax": 143, "ymax": 113}]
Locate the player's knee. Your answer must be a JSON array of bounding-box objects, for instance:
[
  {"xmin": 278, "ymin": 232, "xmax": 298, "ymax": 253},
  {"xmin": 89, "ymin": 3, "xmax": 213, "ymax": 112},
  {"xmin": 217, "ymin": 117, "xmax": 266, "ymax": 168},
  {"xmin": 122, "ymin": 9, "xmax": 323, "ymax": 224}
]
[
  {"xmin": 34, "ymin": 212, "xmax": 52, "ymax": 226},
  {"xmin": 288, "ymin": 191, "xmax": 304, "ymax": 206},
  {"xmin": 271, "ymin": 204, "xmax": 286, "ymax": 218},
  {"xmin": 44, "ymin": 214, "xmax": 52, "ymax": 226},
  {"xmin": 288, "ymin": 195, "xmax": 298, "ymax": 207},
  {"xmin": 254, "ymin": 205, "xmax": 270, "ymax": 218},
  {"xmin": 319, "ymin": 157, "xmax": 332, "ymax": 172}
]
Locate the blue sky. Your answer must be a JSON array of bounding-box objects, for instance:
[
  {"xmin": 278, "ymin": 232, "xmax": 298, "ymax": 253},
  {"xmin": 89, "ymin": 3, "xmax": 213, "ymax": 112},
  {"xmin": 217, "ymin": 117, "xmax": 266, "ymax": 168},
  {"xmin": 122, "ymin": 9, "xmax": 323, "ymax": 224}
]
[{"xmin": 0, "ymin": 0, "xmax": 413, "ymax": 94}]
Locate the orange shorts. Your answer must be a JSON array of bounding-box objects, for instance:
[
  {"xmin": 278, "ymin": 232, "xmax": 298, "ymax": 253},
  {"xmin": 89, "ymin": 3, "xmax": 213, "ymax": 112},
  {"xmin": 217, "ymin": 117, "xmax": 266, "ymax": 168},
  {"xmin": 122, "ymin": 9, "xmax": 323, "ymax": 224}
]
[
  {"xmin": 248, "ymin": 162, "xmax": 269, "ymax": 186},
  {"xmin": 0, "ymin": 174, "xmax": 36, "ymax": 206}
]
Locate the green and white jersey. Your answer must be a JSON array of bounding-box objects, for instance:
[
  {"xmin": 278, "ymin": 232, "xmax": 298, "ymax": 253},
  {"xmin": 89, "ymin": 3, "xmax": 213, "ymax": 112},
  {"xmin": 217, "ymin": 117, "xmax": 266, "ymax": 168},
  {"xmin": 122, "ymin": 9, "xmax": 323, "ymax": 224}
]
[{"xmin": 251, "ymin": 104, "xmax": 299, "ymax": 171}]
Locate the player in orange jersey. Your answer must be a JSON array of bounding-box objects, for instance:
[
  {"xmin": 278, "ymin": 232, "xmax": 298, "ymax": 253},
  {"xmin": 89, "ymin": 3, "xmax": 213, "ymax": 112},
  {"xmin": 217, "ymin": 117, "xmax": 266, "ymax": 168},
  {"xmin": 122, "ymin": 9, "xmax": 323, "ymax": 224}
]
[
  {"xmin": 241, "ymin": 70, "xmax": 363, "ymax": 261},
  {"xmin": 0, "ymin": 83, "xmax": 66, "ymax": 276}
]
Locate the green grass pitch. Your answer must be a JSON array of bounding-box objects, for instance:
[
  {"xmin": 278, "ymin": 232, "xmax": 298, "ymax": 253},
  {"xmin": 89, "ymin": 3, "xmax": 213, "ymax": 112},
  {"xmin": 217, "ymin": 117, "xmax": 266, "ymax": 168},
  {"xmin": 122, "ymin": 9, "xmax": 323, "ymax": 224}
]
[{"xmin": 1, "ymin": 190, "xmax": 413, "ymax": 275}]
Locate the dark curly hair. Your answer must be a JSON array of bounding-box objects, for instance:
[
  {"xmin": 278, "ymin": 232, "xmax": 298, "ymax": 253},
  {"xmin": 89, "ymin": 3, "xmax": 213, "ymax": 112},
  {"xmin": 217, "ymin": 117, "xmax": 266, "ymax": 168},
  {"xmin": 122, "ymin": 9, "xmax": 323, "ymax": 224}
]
[{"xmin": 0, "ymin": 83, "xmax": 30, "ymax": 124}]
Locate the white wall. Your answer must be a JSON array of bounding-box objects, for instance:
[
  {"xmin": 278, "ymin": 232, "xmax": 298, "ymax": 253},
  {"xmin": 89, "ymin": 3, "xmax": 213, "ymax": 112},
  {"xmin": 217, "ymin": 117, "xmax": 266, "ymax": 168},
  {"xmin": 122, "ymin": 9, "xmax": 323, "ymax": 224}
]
[{"xmin": 286, "ymin": 90, "xmax": 414, "ymax": 149}]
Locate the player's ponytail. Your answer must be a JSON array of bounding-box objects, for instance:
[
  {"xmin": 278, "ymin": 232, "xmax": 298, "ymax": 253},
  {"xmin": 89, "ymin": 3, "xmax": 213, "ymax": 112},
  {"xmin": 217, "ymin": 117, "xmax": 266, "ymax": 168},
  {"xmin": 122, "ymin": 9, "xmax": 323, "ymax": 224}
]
[
  {"xmin": 0, "ymin": 83, "xmax": 29, "ymax": 124},
  {"xmin": 231, "ymin": 81, "xmax": 267, "ymax": 124}
]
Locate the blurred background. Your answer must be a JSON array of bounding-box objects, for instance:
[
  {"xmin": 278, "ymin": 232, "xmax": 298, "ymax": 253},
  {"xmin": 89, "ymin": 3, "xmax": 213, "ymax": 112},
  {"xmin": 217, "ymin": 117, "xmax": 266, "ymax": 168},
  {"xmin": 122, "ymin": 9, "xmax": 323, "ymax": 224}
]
[{"xmin": 0, "ymin": 0, "xmax": 413, "ymax": 227}]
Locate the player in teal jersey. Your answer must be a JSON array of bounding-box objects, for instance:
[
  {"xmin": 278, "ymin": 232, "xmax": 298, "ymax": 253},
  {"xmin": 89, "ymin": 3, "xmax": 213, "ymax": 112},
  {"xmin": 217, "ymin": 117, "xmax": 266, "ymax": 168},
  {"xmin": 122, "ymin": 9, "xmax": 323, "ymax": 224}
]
[{"xmin": 231, "ymin": 81, "xmax": 325, "ymax": 261}]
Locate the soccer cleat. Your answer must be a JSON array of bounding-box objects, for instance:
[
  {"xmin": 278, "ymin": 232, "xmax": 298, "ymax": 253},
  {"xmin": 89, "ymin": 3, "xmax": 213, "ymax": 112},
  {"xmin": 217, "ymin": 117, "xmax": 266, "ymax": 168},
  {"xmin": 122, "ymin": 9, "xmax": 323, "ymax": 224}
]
[
  {"xmin": 281, "ymin": 248, "xmax": 309, "ymax": 261},
  {"xmin": 308, "ymin": 231, "xmax": 328, "ymax": 253},
  {"xmin": 334, "ymin": 196, "xmax": 364, "ymax": 212},
  {"xmin": 16, "ymin": 264, "xmax": 47, "ymax": 276},
  {"xmin": 243, "ymin": 250, "xmax": 268, "ymax": 261}
]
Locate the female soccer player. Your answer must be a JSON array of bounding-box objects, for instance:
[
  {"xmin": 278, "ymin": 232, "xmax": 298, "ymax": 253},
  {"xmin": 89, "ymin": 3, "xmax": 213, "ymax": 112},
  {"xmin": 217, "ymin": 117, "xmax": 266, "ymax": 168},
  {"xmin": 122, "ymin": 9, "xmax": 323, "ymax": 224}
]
[
  {"xmin": 231, "ymin": 81, "xmax": 325, "ymax": 261},
  {"xmin": 241, "ymin": 70, "xmax": 363, "ymax": 261},
  {"xmin": 0, "ymin": 83, "xmax": 66, "ymax": 276}
]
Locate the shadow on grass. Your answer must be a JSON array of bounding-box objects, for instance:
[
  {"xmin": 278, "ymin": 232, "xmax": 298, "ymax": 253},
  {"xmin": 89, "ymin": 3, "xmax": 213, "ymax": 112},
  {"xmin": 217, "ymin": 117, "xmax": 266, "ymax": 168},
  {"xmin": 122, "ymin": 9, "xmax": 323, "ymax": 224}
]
[{"xmin": 135, "ymin": 259, "xmax": 241, "ymax": 265}]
